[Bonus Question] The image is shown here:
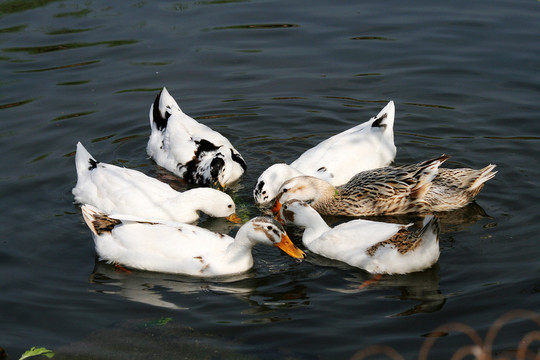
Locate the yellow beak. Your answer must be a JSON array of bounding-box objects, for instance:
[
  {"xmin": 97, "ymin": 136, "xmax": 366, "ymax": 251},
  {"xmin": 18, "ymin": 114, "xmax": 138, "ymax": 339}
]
[
  {"xmin": 275, "ymin": 233, "xmax": 305, "ymax": 259},
  {"xmin": 225, "ymin": 213, "xmax": 242, "ymax": 224}
]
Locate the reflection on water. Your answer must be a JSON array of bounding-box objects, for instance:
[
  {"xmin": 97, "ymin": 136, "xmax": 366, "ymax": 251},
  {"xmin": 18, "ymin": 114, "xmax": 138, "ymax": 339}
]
[
  {"xmin": 91, "ymin": 258, "xmax": 444, "ymax": 318},
  {"xmin": 91, "ymin": 262, "xmax": 254, "ymax": 310},
  {"xmin": 90, "ymin": 260, "xmax": 309, "ymax": 315},
  {"xmin": 326, "ymin": 264, "xmax": 445, "ymax": 317}
]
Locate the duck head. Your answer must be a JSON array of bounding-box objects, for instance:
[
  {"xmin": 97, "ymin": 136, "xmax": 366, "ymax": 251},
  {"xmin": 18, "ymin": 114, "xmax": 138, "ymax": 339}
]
[
  {"xmin": 179, "ymin": 188, "xmax": 241, "ymax": 223},
  {"xmin": 245, "ymin": 217, "xmax": 305, "ymax": 259},
  {"xmin": 275, "ymin": 199, "xmax": 314, "ymax": 225},
  {"xmin": 271, "ymin": 176, "xmax": 335, "ymax": 214},
  {"xmin": 215, "ymin": 149, "xmax": 247, "ymax": 187},
  {"xmin": 253, "ymin": 164, "xmax": 305, "ymax": 206}
]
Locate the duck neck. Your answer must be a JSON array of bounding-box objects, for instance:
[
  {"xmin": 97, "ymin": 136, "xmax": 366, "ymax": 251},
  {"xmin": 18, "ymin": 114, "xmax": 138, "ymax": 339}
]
[
  {"xmin": 170, "ymin": 192, "xmax": 199, "ymax": 219},
  {"xmin": 283, "ymin": 165, "xmax": 305, "ymax": 181},
  {"xmin": 295, "ymin": 209, "xmax": 332, "ymax": 247},
  {"xmin": 176, "ymin": 188, "xmax": 220, "ymax": 216},
  {"xmin": 226, "ymin": 225, "xmax": 254, "ymax": 264},
  {"xmin": 309, "ymin": 180, "xmax": 341, "ymax": 215}
]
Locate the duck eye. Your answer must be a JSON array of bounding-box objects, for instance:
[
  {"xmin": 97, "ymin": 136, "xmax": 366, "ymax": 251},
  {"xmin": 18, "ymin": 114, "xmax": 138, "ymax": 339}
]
[
  {"xmin": 267, "ymin": 226, "xmax": 272, "ymax": 230},
  {"xmin": 283, "ymin": 188, "xmax": 288, "ymax": 193},
  {"xmin": 262, "ymin": 190, "xmax": 266, "ymax": 195},
  {"xmin": 228, "ymin": 204, "xmax": 233, "ymax": 208}
]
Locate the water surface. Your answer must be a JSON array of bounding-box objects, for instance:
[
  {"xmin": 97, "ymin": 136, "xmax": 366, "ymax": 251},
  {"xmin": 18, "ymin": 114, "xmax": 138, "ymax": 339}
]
[{"xmin": 1, "ymin": 0, "xmax": 539, "ymax": 359}]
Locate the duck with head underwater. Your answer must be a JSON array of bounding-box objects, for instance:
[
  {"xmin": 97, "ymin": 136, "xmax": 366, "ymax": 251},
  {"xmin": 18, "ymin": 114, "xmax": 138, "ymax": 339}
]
[
  {"xmin": 254, "ymin": 101, "xmax": 396, "ymax": 205},
  {"xmin": 147, "ymin": 87, "xmax": 247, "ymax": 188}
]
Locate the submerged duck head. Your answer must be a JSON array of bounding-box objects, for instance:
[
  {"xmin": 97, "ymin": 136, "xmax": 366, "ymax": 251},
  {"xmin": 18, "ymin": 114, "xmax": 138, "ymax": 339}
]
[
  {"xmin": 253, "ymin": 163, "xmax": 304, "ymax": 206},
  {"xmin": 214, "ymin": 149, "xmax": 246, "ymax": 187}
]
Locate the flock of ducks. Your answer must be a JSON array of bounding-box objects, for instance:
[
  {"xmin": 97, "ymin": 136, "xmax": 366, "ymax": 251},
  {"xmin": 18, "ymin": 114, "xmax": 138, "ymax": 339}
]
[{"xmin": 74, "ymin": 87, "xmax": 497, "ymax": 277}]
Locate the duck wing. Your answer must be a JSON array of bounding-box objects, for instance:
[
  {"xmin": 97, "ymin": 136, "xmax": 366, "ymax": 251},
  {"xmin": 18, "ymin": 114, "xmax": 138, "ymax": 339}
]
[{"xmin": 308, "ymin": 219, "xmax": 408, "ymax": 266}]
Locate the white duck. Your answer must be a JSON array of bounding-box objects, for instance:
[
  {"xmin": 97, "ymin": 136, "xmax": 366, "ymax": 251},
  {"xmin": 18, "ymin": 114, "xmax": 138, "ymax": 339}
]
[
  {"xmin": 73, "ymin": 142, "xmax": 240, "ymax": 224},
  {"xmin": 147, "ymin": 87, "xmax": 247, "ymax": 187},
  {"xmin": 254, "ymin": 101, "xmax": 396, "ymax": 205},
  {"xmin": 81, "ymin": 204, "xmax": 305, "ymax": 277},
  {"xmin": 277, "ymin": 200, "xmax": 440, "ymax": 274}
]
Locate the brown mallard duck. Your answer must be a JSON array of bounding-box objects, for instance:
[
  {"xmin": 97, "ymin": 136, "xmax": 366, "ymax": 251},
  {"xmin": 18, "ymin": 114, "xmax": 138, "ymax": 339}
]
[{"xmin": 272, "ymin": 155, "xmax": 496, "ymax": 216}]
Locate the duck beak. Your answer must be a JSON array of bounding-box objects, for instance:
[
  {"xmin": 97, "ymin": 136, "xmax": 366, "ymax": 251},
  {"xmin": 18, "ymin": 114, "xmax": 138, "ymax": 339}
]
[
  {"xmin": 275, "ymin": 233, "xmax": 305, "ymax": 259},
  {"xmin": 225, "ymin": 213, "xmax": 242, "ymax": 224},
  {"xmin": 215, "ymin": 181, "xmax": 226, "ymax": 191},
  {"xmin": 274, "ymin": 211, "xmax": 284, "ymax": 224},
  {"xmin": 271, "ymin": 199, "xmax": 282, "ymax": 214}
]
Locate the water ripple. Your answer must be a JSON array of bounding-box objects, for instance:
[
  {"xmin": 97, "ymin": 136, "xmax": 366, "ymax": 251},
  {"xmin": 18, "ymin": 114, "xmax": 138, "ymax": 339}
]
[
  {"xmin": 206, "ymin": 23, "xmax": 300, "ymax": 31},
  {"xmin": 0, "ymin": 97, "xmax": 39, "ymax": 109},
  {"xmin": 17, "ymin": 60, "xmax": 99, "ymax": 73},
  {"xmin": 3, "ymin": 40, "xmax": 138, "ymax": 55},
  {"xmin": 0, "ymin": 24, "xmax": 27, "ymax": 33}
]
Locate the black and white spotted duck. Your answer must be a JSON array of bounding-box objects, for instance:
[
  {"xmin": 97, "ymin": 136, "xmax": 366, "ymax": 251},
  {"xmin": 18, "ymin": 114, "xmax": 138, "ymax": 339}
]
[
  {"xmin": 147, "ymin": 87, "xmax": 247, "ymax": 187},
  {"xmin": 272, "ymin": 154, "xmax": 497, "ymax": 216}
]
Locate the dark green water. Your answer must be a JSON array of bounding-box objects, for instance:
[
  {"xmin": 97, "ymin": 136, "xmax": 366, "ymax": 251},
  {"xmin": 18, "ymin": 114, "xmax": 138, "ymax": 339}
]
[{"xmin": 1, "ymin": 0, "xmax": 539, "ymax": 359}]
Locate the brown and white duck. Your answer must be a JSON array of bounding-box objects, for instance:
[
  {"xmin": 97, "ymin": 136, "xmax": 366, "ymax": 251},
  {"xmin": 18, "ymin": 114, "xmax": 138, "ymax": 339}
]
[
  {"xmin": 272, "ymin": 155, "xmax": 496, "ymax": 216},
  {"xmin": 277, "ymin": 200, "xmax": 440, "ymax": 274}
]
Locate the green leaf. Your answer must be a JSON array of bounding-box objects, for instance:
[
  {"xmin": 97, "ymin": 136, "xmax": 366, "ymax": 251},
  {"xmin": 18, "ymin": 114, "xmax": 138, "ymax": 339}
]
[{"xmin": 19, "ymin": 347, "xmax": 55, "ymax": 359}]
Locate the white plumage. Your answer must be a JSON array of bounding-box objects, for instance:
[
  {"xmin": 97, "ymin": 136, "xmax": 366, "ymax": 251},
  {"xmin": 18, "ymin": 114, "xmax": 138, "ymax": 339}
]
[
  {"xmin": 81, "ymin": 205, "xmax": 305, "ymax": 277},
  {"xmin": 73, "ymin": 142, "xmax": 239, "ymax": 224},
  {"xmin": 278, "ymin": 200, "xmax": 440, "ymax": 274},
  {"xmin": 147, "ymin": 87, "xmax": 246, "ymax": 187},
  {"xmin": 254, "ymin": 101, "xmax": 396, "ymax": 205}
]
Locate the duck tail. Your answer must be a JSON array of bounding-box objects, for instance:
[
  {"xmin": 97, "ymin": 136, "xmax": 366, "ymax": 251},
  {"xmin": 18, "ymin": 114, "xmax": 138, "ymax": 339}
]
[
  {"xmin": 81, "ymin": 204, "xmax": 102, "ymax": 236},
  {"xmin": 149, "ymin": 87, "xmax": 182, "ymax": 131},
  {"xmin": 371, "ymin": 100, "xmax": 395, "ymax": 132},
  {"xmin": 469, "ymin": 164, "xmax": 497, "ymax": 191},
  {"xmin": 418, "ymin": 215, "xmax": 441, "ymax": 240},
  {"xmin": 75, "ymin": 142, "xmax": 99, "ymax": 177},
  {"xmin": 410, "ymin": 215, "xmax": 440, "ymax": 251},
  {"xmin": 410, "ymin": 154, "xmax": 450, "ymax": 198},
  {"xmin": 81, "ymin": 204, "xmax": 121, "ymax": 236}
]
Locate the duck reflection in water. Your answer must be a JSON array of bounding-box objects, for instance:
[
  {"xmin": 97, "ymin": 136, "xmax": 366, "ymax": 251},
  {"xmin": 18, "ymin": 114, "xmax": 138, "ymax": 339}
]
[{"xmin": 89, "ymin": 260, "xmax": 309, "ymax": 314}]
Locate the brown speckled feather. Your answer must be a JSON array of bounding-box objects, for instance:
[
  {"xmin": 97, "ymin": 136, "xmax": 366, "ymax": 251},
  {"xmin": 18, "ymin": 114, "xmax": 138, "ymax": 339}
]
[
  {"xmin": 91, "ymin": 214, "xmax": 121, "ymax": 235},
  {"xmin": 366, "ymin": 217, "xmax": 441, "ymax": 256},
  {"xmin": 306, "ymin": 156, "xmax": 496, "ymax": 216},
  {"xmin": 313, "ymin": 155, "xmax": 449, "ymax": 216}
]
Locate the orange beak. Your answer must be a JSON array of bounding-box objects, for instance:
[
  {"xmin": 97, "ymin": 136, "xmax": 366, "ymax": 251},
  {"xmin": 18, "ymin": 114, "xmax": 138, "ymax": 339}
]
[
  {"xmin": 274, "ymin": 211, "xmax": 284, "ymax": 224},
  {"xmin": 225, "ymin": 213, "xmax": 242, "ymax": 224},
  {"xmin": 271, "ymin": 199, "xmax": 282, "ymax": 214},
  {"xmin": 275, "ymin": 233, "xmax": 305, "ymax": 259}
]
